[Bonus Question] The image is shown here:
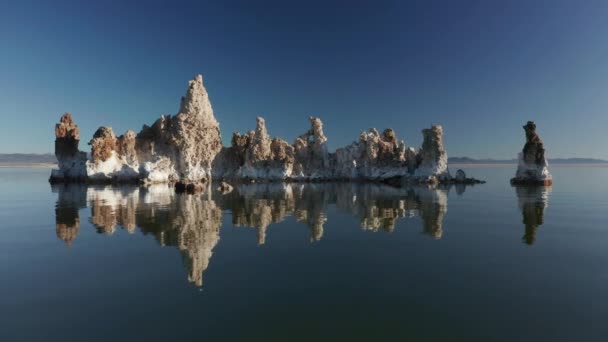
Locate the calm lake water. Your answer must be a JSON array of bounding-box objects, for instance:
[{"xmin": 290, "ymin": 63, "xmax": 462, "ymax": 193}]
[{"xmin": 1, "ymin": 166, "xmax": 608, "ymax": 341}]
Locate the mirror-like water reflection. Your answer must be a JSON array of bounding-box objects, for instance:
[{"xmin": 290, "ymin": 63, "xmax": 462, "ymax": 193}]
[
  {"xmin": 514, "ymin": 186, "xmax": 551, "ymax": 245},
  {"xmin": 52, "ymin": 182, "xmax": 459, "ymax": 286},
  {"xmin": 7, "ymin": 167, "xmax": 608, "ymax": 341}
]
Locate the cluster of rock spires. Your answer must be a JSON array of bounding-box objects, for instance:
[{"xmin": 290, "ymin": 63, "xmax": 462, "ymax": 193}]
[
  {"xmin": 50, "ymin": 74, "xmax": 482, "ymax": 188},
  {"xmin": 511, "ymin": 121, "xmax": 553, "ymax": 186}
]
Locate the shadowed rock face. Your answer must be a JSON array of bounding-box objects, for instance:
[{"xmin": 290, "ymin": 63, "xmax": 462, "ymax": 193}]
[
  {"xmin": 522, "ymin": 121, "xmax": 546, "ymax": 166},
  {"xmin": 52, "ymin": 182, "xmax": 456, "ymax": 286},
  {"xmin": 55, "ymin": 113, "xmax": 80, "ymax": 158},
  {"xmin": 511, "ymin": 121, "xmax": 552, "ymax": 185},
  {"xmin": 416, "ymin": 125, "xmax": 448, "ymax": 178},
  {"xmin": 51, "ymin": 113, "xmax": 88, "ymax": 181},
  {"xmin": 293, "ymin": 116, "xmax": 330, "ymax": 175},
  {"xmin": 50, "ymin": 74, "xmax": 481, "ymax": 186}
]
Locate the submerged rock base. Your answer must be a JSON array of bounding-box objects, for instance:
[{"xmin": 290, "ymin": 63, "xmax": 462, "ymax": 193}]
[{"xmin": 50, "ymin": 74, "xmax": 484, "ymax": 188}]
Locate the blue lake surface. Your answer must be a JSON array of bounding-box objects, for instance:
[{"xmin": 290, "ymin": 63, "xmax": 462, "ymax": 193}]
[{"xmin": 1, "ymin": 166, "xmax": 607, "ymax": 341}]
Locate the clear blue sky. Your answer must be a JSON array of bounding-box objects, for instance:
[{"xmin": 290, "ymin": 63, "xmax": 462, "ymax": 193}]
[{"xmin": 1, "ymin": 0, "xmax": 607, "ymax": 159}]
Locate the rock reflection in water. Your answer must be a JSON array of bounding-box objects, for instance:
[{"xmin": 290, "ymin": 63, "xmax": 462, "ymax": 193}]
[
  {"xmin": 335, "ymin": 184, "xmax": 448, "ymax": 238},
  {"xmin": 53, "ymin": 184, "xmax": 87, "ymax": 245},
  {"xmin": 514, "ymin": 185, "xmax": 551, "ymax": 245},
  {"xmin": 52, "ymin": 182, "xmax": 453, "ymax": 286}
]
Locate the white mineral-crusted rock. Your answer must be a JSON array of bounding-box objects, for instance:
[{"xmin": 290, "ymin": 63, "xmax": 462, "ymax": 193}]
[
  {"xmin": 53, "ymin": 74, "xmax": 223, "ymax": 184},
  {"xmin": 293, "ymin": 117, "xmax": 331, "ymax": 178},
  {"xmin": 169, "ymin": 75, "xmax": 223, "ymax": 184},
  {"xmin": 335, "ymin": 127, "xmax": 413, "ymax": 180},
  {"xmin": 511, "ymin": 121, "xmax": 552, "ymax": 186},
  {"xmin": 415, "ymin": 125, "xmax": 449, "ymax": 179},
  {"xmin": 178, "ymin": 74, "xmax": 217, "ymax": 126},
  {"xmin": 131, "ymin": 74, "xmax": 222, "ymax": 185},
  {"xmin": 236, "ymin": 117, "xmax": 294, "ymax": 180},
  {"xmin": 86, "ymin": 126, "xmax": 139, "ymax": 181},
  {"xmin": 513, "ymin": 153, "xmax": 552, "ymax": 184},
  {"xmin": 247, "ymin": 117, "xmax": 272, "ymax": 163},
  {"xmin": 51, "ymin": 74, "xmax": 472, "ymax": 186},
  {"xmin": 213, "ymin": 116, "xmax": 297, "ymax": 180}
]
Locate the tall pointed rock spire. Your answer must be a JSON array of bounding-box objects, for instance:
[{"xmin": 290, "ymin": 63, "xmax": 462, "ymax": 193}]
[{"xmin": 178, "ymin": 74, "xmax": 218, "ymax": 127}]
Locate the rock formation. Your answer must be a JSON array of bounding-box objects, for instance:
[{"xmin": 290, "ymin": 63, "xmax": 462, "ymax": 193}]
[
  {"xmin": 511, "ymin": 121, "xmax": 552, "ymax": 186},
  {"xmin": 138, "ymin": 74, "xmax": 222, "ymax": 186},
  {"xmin": 293, "ymin": 116, "xmax": 330, "ymax": 178},
  {"xmin": 86, "ymin": 127, "xmax": 139, "ymax": 181},
  {"xmin": 50, "ymin": 74, "xmax": 483, "ymax": 186},
  {"xmin": 415, "ymin": 125, "xmax": 449, "ymax": 180},
  {"xmin": 54, "ymin": 113, "xmax": 80, "ymax": 157},
  {"xmin": 51, "ymin": 113, "xmax": 87, "ymax": 180},
  {"xmin": 335, "ymin": 127, "xmax": 408, "ymax": 179}
]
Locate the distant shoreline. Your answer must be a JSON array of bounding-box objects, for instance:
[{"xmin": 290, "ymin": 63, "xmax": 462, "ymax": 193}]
[
  {"xmin": 0, "ymin": 163, "xmax": 57, "ymax": 168},
  {"xmin": 451, "ymin": 163, "xmax": 608, "ymax": 168}
]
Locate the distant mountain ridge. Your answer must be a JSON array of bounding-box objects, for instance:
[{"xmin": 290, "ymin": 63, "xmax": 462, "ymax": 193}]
[
  {"xmin": 449, "ymin": 157, "xmax": 608, "ymax": 164},
  {"xmin": 0, "ymin": 153, "xmax": 57, "ymax": 164}
]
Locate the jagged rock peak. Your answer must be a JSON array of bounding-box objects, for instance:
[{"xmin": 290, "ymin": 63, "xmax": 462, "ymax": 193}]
[
  {"xmin": 178, "ymin": 74, "xmax": 217, "ymax": 126},
  {"xmin": 243, "ymin": 116, "xmax": 272, "ymax": 164},
  {"xmin": 309, "ymin": 116, "xmax": 328, "ymax": 145},
  {"xmin": 253, "ymin": 117, "xmax": 271, "ymax": 151}
]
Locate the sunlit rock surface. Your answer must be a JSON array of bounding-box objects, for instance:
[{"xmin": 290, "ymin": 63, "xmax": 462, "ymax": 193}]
[
  {"xmin": 137, "ymin": 74, "xmax": 222, "ymax": 186},
  {"xmin": 86, "ymin": 127, "xmax": 139, "ymax": 181},
  {"xmin": 52, "ymin": 182, "xmax": 463, "ymax": 285},
  {"xmin": 511, "ymin": 121, "xmax": 552, "ymax": 186},
  {"xmin": 50, "ymin": 74, "xmax": 482, "ymax": 185}
]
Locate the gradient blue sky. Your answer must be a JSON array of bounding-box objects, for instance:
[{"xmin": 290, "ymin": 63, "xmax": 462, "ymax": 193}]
[{"xmin": 1, "ymin": 0, "xmax": 607, "ymax": 158}]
